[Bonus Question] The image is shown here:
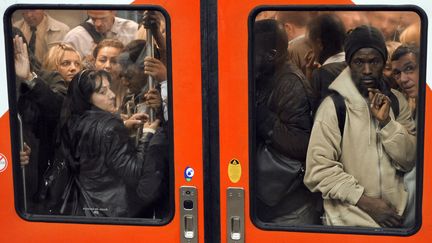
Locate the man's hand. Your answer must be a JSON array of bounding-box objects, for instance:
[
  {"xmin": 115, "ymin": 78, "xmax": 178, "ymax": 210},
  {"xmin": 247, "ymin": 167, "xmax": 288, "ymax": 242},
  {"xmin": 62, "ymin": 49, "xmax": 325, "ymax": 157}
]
[
  {"xmin": 304, "ymin": 50, "xmax": 320, "ymax": 81},
  {"xmin": 142, "ymin": 10, "xmax": 167, "ymax": 65},
  {"xmin": 20, "ymin": 143, "xmax": 31, "ymax": 166},
  {"xmin": 357, "ymin": 194, "xmax": 402, "ymax": 228},
  {"xmin": 144, "ymin": 88, "xmax": 162, "ymax": 110},
  {"xmin": 13, "ymin": 35, "xmax": 32, "ymax": 81},
  {"xmin": 144, "ymin": 118, "xmax": 161, "ymax": 131},
  {"xmin": 144, "ymin": 56, "xmax": 167, "ymax": 82},
  {"xmin": 368, "ymin": 88, "xmax": 391, "ymax": 127}
]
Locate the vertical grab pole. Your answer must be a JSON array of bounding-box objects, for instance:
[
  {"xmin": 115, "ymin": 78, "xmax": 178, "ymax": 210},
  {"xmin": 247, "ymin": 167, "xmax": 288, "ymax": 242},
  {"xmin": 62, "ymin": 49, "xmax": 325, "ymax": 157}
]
[
  {"xmin": 17, "ymin": 114, "xmax": 27, "ymax": 212},
  {"xmin": 146, "ymin": 27, "xmax": 155, "ymax": 123}
]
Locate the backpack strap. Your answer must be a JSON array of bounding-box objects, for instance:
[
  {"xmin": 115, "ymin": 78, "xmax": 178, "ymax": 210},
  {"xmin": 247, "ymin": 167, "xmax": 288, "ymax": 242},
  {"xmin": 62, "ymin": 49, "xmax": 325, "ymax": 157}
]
[
  {"xmin": 80, "ymin": 22, "xmax": 104, "ymax": 44},
  {"xmin": 387, "ymin": 91, "xmax": 400, "ymax": 119},
  {"xmin": 329, "ymin": 91, "xmax": 346, "ymax": 136}
]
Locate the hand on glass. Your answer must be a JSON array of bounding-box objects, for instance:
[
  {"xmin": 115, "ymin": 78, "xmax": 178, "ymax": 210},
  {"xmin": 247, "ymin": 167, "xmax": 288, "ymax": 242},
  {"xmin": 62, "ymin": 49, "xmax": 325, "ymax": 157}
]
[{"xmin": 13, "ymin": 35, "xmax": 32, "ymax": 80}]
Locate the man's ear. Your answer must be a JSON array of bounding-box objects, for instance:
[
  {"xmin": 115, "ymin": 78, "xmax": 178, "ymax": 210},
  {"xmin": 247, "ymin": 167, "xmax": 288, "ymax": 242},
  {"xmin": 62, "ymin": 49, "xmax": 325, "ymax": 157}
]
[{"xmin": 284, "ymin": 23, "xmax": 293, "ymax": 40}]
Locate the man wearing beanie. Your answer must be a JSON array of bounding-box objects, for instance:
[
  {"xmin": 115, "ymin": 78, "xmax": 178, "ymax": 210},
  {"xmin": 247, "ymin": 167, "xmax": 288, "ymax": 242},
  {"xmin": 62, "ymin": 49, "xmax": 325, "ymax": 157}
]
[{"xmin": 304, "ymin": 25, "xmax": 416, "ymax": 227}]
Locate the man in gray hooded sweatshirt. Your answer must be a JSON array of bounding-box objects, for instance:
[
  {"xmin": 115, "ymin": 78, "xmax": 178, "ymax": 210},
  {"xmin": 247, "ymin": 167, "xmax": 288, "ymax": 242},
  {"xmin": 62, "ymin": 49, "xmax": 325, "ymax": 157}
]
[{"xmin": 304, "ymin": 25, "xmax": 416, "ymax": 228}]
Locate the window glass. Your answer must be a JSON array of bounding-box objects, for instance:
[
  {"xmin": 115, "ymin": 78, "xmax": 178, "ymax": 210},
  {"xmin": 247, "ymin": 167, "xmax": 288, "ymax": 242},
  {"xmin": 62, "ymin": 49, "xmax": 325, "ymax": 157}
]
[
  {"xmin": 251, "ymin": 8, "xmax": 423, "ymax": 233},
  {"xmin": 7, "ymin": 6, "xmax": 173, "ymax": 224}
]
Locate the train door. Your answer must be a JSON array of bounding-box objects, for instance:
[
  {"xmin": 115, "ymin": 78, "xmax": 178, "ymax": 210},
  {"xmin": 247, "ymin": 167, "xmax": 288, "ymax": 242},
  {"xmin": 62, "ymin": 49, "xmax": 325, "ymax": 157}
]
[
  {"xmin": 217, "ymin": 0, "xmax": 431, "ymax": 242},
  {"xmin": 0, "ymin": 1, "xmax": 206, "ymax": 242}
]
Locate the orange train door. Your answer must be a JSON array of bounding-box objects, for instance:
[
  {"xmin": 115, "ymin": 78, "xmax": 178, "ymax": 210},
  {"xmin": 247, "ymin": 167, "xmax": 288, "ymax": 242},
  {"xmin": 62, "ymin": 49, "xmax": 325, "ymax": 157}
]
[
  {"xmin": 217, "ymin": 1, "xmax": 431, "ymax": 242},
  {"xmin": 0, "ymin": 1, "xmax": 206, "ymax": 242}
]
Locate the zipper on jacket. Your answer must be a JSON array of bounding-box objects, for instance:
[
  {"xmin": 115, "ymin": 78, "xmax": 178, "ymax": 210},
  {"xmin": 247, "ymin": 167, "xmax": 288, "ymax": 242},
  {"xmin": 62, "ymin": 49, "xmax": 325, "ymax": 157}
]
[{"xmin": 375, "ymin": 119, "xmax": 383, "ymax": 198}]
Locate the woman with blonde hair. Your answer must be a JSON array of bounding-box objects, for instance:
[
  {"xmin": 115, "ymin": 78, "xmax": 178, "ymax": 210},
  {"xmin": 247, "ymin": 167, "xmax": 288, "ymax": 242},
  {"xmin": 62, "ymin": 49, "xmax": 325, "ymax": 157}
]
[
  {"xmin": 14, "ymin": 38, "xmax": 82, "ymax": 213},
  {"xmin": 42, "ymin": 43, "xmax": 82, "ymax": 85}
]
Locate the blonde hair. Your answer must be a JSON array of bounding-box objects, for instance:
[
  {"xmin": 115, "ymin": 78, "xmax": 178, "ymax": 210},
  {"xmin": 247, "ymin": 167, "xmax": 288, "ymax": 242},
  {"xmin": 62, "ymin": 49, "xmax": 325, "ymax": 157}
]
[
  {"xmin": 399, "ymin": 22, "xmax": 420, "ymax": 47},
  {"xmin": 42, "ymin": 43, "xmax": 82, "ymax": 72},
  {"xmin": 385, "ymin": 41, "xmax": 402, "ymax": 63}
]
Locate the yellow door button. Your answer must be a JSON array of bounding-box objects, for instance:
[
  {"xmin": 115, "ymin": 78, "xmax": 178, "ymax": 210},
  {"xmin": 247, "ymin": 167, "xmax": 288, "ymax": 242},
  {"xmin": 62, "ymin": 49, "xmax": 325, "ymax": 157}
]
[{"xmin": 228, "ymin": 159, "xmax": 241, "ymax": 183}]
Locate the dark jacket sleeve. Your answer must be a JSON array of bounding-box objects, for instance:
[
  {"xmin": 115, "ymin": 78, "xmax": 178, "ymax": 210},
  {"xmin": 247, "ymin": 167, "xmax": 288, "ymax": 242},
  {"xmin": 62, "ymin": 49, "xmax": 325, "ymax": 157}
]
[
  {"xmin": 101, "ymin": 118, "xmax": 149, "ymax": 185},
  {"xmin": 20, "ymin": 78, "xmax": 64, "ymax": 122},
  {"xmin": 136, "ymin": 128, "xmax": 169, "ymax": 206}
]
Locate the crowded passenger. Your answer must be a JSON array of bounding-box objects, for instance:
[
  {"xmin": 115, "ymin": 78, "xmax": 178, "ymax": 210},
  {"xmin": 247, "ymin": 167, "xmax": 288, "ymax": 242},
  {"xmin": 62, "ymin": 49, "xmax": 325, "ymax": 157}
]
[
  {"xmin": 334, "ymin": 11, "xmax": 369, "ymax": 31},
  {"xmin": 13, "ymin": 9, "xmax": 70, "ymax": 63},
  {"xmin": 367, "ymin": 11, "xmax": 403, "ymax": 41},
  {"xmin": 304, "ymin": 13, "xmax": 347, "ymax": 114},
  {"xmin": 58, "ymin": 69, "xmax": 163, "ymax": 217},
  {"xmin": 391, "ymin": 44, "xmax": 420, "ymax": 227},
  {"xmin": 304, "ymin": 25, "xmax": 416, "ymax": 227},
  {"xmin": 64, "ymin": 10, "xmax": 138, "ymax": 58},
  {"xmin": 383, "ymin": 41, "xmax": 402, "ymax": 90},
  {"xmin": 118, "ymin": 40, "xmax": 168, "ymax": 122},
  {"xmin": 253, "ymin": 19, "xmax": 321, "ymax": 225},
  {"xmin": 14, "ymin": 36, "xmax": 82, "ymax": 212},
  {"xmin": 92, "ymin": 39, "xmax": 126, "ymax": 110},
  {"xmin": 275, "ymin": 11, "xmax": 312, "ymax": 76}
]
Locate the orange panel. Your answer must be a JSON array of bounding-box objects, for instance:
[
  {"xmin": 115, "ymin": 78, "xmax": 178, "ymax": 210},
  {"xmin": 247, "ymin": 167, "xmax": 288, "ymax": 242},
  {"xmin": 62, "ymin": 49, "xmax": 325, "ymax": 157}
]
[
  {"xmin": 0, "ymin": 1, "xmax": 204, "ymax": 242},
  {"xmin": 218, "ymin": 0, "xmax": 431, "ymax": 242}
]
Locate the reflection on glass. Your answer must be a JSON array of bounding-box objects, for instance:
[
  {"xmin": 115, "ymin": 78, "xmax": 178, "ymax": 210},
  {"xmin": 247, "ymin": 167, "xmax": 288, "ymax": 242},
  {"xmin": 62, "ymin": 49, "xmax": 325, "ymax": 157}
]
[
  {"xmin": 11, "ymin": 8, "xmax": 171, "ymax": 221},
  {"xmin": 252, "ymin": 10, "xmax": 420, "ymax": 229}
]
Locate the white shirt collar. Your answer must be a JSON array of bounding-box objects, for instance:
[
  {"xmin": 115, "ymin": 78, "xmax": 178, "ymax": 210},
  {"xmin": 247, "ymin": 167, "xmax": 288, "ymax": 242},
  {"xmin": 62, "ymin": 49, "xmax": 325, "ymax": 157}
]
[{"xmin": 323, "ymin": 52, "xmax": 345, "ymax": 66}]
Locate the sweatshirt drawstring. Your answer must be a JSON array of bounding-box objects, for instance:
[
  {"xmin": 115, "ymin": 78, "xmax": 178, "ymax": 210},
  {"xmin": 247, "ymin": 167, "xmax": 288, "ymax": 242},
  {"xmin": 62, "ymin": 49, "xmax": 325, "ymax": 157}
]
[{"xmin": 367, "ymin": 101, "xmax": 372, "ymax": 146}]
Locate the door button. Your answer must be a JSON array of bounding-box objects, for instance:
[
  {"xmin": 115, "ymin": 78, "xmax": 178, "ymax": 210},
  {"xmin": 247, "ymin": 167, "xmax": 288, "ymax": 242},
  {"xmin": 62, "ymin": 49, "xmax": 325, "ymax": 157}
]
[{"xmin": 184, "ymin": 200, "xmax": 194, "ymax": 210}]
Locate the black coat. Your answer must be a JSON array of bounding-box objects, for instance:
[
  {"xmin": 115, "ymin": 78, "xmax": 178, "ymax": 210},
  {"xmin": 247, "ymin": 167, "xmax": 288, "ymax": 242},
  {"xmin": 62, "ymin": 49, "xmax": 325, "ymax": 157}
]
[
  {"xmin": 17, "ymin": 72, "xmax": 66, "ymax": 207},
  {"xmin": 256, "ymin": 60, "xmax": 312, "ymax": 161},
  {"xmin": 62, "ymin": 109, "xmax": 164, "ymax": 217},
  {"xmin": 310, "ymin": 61, "xmax": 347, "ymax": 114},
  {"xmin": 255, "ymin": 60, "xmax": 321, "ymax": 222}
]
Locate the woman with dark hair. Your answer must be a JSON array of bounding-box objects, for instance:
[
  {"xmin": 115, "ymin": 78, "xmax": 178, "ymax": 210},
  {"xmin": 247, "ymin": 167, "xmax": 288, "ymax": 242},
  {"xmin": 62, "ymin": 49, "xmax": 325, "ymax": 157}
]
[{"xmin": 59, "ymin": 69, "xmax": 163, "ymax": 217}]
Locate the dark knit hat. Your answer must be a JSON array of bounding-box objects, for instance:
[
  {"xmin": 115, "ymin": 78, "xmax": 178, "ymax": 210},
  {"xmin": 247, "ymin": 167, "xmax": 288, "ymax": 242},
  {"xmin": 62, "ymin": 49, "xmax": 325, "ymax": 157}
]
[{"xmin": 344, "ymin": 25, "xmax": 388, "ymax": 64}]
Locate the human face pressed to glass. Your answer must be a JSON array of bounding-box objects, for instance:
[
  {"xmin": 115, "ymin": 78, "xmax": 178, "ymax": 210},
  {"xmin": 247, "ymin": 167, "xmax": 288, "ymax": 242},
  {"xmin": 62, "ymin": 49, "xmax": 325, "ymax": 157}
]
[
  {"xmin": 349, "ymin": 48, "xmax": 385, "ymax": 97},
  {"xmin": 90, "ymin": 76, "xmax": 116, "ymax": 113},
  {"xmin": 57, "ymin": 51, "xmax": 81, "ymax": 82},
  {"xmin": 87, "ymin": 10, "xmax": 115, "ymax": 34},
  {"xmin": 392, "ymin": 53, "xmax": 419, "ymax": 98},
  {"xmin": 95, "ymin": 47, "xmax": 122, "ymax": 78}
]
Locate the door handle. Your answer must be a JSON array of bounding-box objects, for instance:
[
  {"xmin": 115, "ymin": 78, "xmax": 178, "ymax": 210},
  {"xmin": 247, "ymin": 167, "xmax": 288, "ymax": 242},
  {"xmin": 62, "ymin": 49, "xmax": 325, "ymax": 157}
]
[
  {"xmin": 227, "ymin": 188, "xmax": 244, "ymax": 243},
  {"xmin": 180, "ymin": 186, "xmax": 198, "ymax": 243},
  {"xmin": 184, "ymin": 215, "xmax": 195, "ymax": 239},
  {"xmin": 231, "ymin": 216, "xmax": 241, "ymax": 240}
]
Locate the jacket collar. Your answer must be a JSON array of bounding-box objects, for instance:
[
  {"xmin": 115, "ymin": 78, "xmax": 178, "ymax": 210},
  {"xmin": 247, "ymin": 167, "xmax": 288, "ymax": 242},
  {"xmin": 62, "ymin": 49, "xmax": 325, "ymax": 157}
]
[{"xmin": 329, "ymin": 67, "xmax": 368, "ymax": 107}]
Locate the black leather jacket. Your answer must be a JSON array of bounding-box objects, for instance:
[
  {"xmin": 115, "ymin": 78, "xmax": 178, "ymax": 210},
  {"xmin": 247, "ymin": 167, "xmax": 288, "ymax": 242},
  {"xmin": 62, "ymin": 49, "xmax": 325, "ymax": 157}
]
[{"xmin": 63, "ymin": 108, "xmax": 155, "ymax": 217}]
